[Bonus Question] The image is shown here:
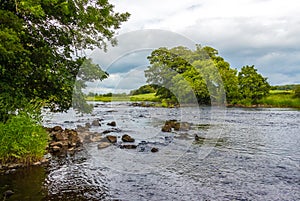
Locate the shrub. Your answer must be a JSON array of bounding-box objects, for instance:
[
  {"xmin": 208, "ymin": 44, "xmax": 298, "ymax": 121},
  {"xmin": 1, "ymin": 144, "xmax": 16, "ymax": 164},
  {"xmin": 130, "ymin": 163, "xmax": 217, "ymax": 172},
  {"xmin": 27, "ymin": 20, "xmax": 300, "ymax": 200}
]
[{"xmin": 0, "ymin": 113, "xmax": 48, "ymax": 164}]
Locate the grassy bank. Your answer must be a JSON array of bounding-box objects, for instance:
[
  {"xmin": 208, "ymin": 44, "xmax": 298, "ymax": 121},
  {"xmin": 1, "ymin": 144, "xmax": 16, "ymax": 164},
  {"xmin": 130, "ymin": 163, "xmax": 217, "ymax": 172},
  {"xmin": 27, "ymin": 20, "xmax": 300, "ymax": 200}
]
[
  {"xmin": 0, "ymin": 114, "xmax": 48, "ymax": 164},
  {"xmin": 86, "ymin": 93, "xmax": 160, "ymax": 102},
  {"xmin": 258, "ymin": 90, "xmax": 300, "ymax": 108},
  {"xmin": 86, "ymin": 90, "xmax": 300, "ymax": 109}
]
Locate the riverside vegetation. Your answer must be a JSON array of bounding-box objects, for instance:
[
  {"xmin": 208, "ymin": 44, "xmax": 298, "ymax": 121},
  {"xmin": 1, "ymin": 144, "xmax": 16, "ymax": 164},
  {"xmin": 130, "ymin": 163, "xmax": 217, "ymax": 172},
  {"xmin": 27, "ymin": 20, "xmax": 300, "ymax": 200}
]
[
  {"xmin": 86, "ymin": 85, "xmax": 300, "ymax": 108},
  {"xmin": 0, "ymin": 0, "xmax": 129, "ymax": 164}
]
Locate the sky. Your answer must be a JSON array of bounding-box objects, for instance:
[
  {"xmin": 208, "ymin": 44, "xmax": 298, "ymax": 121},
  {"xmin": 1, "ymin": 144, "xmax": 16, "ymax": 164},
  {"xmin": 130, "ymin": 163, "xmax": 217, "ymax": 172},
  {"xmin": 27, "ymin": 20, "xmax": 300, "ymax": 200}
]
[{"xmin": 84, "ymin": 0, "xmax": 300, "ymax": 94}]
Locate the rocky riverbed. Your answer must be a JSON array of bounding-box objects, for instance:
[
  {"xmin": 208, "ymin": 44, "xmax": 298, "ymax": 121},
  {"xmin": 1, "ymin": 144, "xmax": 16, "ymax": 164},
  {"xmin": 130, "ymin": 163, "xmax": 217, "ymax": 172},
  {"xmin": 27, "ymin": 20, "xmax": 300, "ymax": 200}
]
[{"xmin": 1, "ymin": 102, "xmax": 299, "ymax": 200}]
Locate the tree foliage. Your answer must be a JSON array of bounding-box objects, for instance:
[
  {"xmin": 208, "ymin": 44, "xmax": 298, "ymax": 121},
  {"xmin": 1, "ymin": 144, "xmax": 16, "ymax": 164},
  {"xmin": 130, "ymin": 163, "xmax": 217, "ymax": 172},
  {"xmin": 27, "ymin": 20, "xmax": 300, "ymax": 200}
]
[
  {"xmin": 238, "ymin": 65, "xmax": 270, "ymax": 104},
  {"xmin": 145, "ymin": 45, "xmax": 270, "ymax": 106},
  {"xmin": 293, "ymin": 85, "xmax": 300, "ymax": 98},
  {"xmin": 0, "ymin": 0, "xmax": 130, "ymax": 121},
  {"xmin": 130, "ymin": 84, "xmax": 156, "ymax": 95}
]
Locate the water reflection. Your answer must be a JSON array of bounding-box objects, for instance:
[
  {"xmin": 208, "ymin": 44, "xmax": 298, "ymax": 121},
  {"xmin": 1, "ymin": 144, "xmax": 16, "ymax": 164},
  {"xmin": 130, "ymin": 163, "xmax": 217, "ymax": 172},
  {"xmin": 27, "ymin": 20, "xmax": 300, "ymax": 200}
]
[{"xmin": 0, "ymin": 166, "xmax": 46, "ymax": 201}]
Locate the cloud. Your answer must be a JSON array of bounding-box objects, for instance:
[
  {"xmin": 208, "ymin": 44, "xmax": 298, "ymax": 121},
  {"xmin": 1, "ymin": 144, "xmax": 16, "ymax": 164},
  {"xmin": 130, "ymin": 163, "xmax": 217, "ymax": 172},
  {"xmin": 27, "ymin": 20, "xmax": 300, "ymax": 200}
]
[
  {"xmin": 85, "ymin": 0, "xmax": 300, "ymax": 93},
  {"xmin": 85, "ymin": 67, "xmax": 147, "ymax": 94},
  {"xmin": 84, "ymin": 29, "xmax": 198, "ymax": 93}
]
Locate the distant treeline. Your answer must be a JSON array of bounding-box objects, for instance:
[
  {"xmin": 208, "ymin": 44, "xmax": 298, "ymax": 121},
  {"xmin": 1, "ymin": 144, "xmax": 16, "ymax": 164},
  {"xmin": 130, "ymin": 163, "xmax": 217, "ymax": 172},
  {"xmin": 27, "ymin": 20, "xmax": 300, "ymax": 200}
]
[{"xmin": 271, "ymin": 84, "xmax": 300, "ymax": 91}]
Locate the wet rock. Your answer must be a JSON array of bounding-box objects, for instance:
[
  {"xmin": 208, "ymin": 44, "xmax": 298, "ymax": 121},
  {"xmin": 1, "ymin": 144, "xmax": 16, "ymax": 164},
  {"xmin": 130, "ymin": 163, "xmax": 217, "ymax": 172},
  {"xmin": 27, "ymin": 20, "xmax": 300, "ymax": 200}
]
[
  {"xmin": 52, "ymin": 132, "xmax": 66, "ymax": 141},
  {"xmin": 122, "ymin": 134, "xmax": 135, "ymax": 142},
  {"xmin": 107, "ymin": 110, "xmax": 118, "ymax": 113},
  {"xmin": 91, "ymin": 119, "xmax": 101, "ymax": 126},
  {"xmin": 180, "ymin": 122, "xmax": 191, "ymax": 131},
  {"xmin": 85, "ymin": 122, "xmax": 91, "ymax": 128},
  {"xmin": 151, "ymin": 147, "xmax": 159, "ymax": 153},
  {"xmin": 49, "ymin": 141, "xmax": 63, "ymax": 148},
  {"xmin": 52, "ymin": 146, "xmax": 61, "ymax": 152},
  {"xmin": 174, "ymin": 122, "xmax": 181, "ymax": 131},
  {"xmin": 76, "ymin": 125, "xmax": 89, "ymax": 132},
  {"xmin": 162, "ymin": 120, "xmax": 192, "ymax": 132},
  {"xmin": 90, "ymin": 135, "xmax": 102, "ymax": 142},
  {"xmin": 102, "ymin": 128, "xmax": 121, "ymax": 134},
  {"xmin": 165, "ymin": 120, "xmax": 177, "ymax": 128},
  {"xmin": 98, "ymin": 142, "xmax": 111, "ymax": 149},
  {"xmin": 107, "ymin": 121, "xmax": 116, "ymax": 127},
  {"xmin": 194, "ymin": 134, "xmax": 205, "ymax": 141},
  {"xmin": 120, "ymin": 144, "xmax": 137, "ymax": 149},
  {"xmin": 52, "ymin": 126, "xmax": 63, "ymax": 132},
  {"xmin": 106, "ymin": 135, "xmax": 117, "ymax": 143},
  {"xmin": 161, "ymin": 124, "xmax": 172, "ymax": 132}
]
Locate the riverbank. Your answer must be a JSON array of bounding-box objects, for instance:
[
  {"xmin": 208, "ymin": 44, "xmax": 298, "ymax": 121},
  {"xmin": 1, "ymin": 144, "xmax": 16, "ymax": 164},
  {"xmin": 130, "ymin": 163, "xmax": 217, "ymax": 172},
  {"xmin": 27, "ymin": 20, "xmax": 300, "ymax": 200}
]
[
  {"xmin": 0, "ymin": 126, "xmax": 82, "ymax": 175},
  {"xmin": 86, "ymin": 90, "xmax": 300, "ymax": 109}
]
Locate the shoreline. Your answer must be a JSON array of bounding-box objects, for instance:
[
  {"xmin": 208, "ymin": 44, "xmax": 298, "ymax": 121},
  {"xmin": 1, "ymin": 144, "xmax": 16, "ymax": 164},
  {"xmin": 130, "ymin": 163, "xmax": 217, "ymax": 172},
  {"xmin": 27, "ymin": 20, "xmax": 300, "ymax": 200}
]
[
  {"xmin": 0, "ymin": 126, "xmax": 82, "ymax": 175},
  {"xmin": 90, "ymin": 100, "xmax": 300, "ymax": 109}
]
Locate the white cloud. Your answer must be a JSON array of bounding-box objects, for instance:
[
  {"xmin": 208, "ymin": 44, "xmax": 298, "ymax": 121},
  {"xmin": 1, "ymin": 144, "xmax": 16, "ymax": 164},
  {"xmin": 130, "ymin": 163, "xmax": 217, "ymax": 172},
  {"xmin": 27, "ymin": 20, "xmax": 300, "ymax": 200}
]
[{"xmin": 91, "ymin": 0, "xmax": 300, "ymax": 89}]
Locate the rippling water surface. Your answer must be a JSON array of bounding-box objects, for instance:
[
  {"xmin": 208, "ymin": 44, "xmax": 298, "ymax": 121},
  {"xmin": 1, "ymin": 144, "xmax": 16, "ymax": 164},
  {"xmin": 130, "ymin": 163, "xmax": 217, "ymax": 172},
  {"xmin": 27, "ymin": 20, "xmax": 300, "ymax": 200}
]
[{"xmin": 1, "ymin": 102, "xmax": 299, "ymax": 200}]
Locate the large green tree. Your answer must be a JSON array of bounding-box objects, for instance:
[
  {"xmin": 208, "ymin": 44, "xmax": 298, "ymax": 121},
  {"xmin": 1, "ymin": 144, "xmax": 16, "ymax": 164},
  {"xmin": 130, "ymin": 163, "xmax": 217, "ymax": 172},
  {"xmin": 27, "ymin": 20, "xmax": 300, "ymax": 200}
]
[
  {"xmin": 145, "ymin": 45, "xmax": 270, "ymax": 106},
  {"xmin": 0, "ymin": 0, "xmax": 130, "ymax": 121},
  {"xmin": 238, "ymin": 65, "xmax": 270, "ymax": 105},
  {"xmin": 145, "ymin": 45, "xmax": 232, "ymax": 105}
]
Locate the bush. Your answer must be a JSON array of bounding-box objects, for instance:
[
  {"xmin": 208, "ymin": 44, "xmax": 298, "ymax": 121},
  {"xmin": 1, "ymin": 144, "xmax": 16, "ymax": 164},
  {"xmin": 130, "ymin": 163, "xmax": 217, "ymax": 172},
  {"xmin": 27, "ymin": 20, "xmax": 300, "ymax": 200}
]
[{"xmin": 0, "ymin": 113, "xmax": 48, "ymax": 164}]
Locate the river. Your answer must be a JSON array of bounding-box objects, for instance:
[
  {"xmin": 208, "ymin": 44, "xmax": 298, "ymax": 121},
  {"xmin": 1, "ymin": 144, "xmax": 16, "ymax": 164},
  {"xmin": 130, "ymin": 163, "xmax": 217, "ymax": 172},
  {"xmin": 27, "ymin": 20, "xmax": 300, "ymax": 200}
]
[{"xmin": 1, "ymin": 102, "xmax": 299, "ymax": 200}]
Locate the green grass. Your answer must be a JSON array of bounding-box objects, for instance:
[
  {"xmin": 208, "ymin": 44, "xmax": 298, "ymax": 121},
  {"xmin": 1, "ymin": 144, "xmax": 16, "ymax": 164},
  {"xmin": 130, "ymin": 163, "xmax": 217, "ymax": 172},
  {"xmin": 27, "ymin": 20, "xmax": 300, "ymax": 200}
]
[
  {"xmin": 258, "ymin": 90, "xmax": 300, "ymax": 108},
  {"xmin": 130, "ymin": 93, "xmax": 160, "ymax": 102},
  {"xmin": 86, "ymin": 93, "xmax": 160, "ymax": 102},
  {"xmin": 86, "ymin": 95, "xmax": 129, "ymax": 102},
  {"xmin": 0, "ymin": 113, "xmax": 48, "ymax": 164},
  {"xmin": 269, "ymin": 90, "xmax": 294, "ymax": 94}
]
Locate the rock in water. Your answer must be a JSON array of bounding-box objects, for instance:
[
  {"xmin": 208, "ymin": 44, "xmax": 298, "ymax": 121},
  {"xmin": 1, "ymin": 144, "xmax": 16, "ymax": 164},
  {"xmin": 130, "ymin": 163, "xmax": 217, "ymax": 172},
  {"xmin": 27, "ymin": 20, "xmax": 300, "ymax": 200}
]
[
  {"xmin": 151, "ymin": 147, "xmax": 159, "ymax": 153},
  {"xmin": 52, "ymin": 125, "xmax": 63, "ymax": 132},
  {"xmin": 106, "ymin": 135, "xmax": 117, "ymax": 143},
  {"xmin": 107, "ymin": 121, "xmax": 116, "ymax": 127},
  {"xmin": 98, "ymin": 142, "xmax": 111, "ymax": 149},
  {"xmin": 120, "ymin": 144, "xmax": 137, "ymax": 149},
  {"xmin": 92, "ymin": 119, "xmax": 101, "ymax": 126},
  {"xmin": 161, "ymin": 124, "xmax": 172, "ymax": 132},
  {"xmin": 122, "ymin": 134, "xmax": 135, "ymax": 142}
]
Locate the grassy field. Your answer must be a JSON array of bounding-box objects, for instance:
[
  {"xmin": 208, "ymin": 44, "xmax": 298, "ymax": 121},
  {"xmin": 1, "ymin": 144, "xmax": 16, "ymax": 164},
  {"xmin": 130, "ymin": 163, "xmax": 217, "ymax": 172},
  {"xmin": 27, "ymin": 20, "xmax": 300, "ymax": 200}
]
[
  {"xmin": 258, "ymin": 90, "xmax": 300, "ymax": 108},
  {"xmin": 86, "ymin": 93, "xmax": 160, "ymax": 102}
]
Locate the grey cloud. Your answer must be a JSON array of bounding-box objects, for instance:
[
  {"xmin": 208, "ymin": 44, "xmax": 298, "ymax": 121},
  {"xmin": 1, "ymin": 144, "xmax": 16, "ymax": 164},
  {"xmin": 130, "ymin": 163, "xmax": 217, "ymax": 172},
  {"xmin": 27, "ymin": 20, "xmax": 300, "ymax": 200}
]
[{"xmin": 88, "ymin": 29, "xmax": 196, "ymax": 71}]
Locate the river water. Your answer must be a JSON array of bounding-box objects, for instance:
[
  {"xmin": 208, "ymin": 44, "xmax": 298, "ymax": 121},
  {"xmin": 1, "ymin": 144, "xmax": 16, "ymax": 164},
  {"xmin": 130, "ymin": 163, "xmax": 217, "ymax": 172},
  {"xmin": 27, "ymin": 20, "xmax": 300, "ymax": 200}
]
[{"xmin": 1, "ymin": 102, "xmax": 299, "ymax": 200}]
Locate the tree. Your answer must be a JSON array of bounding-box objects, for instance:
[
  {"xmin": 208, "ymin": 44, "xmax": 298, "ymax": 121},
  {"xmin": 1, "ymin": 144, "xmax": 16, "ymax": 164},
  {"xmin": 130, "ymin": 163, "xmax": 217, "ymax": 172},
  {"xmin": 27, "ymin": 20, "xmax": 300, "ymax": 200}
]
[
  {"xmin": 0, "ymin": 0, "xmax": 130, "ymax": 121},
  {"xmin": 294, "ymin": 85, "xmax": 300, "ymax": 98},
  {"xmin": 145, "ymin": 45, "xmax": 227, "ymax": 105},
  {"xmin": 238, "ymin": 65, "xmax": 270, "ymax": 105},
  {"xmin": 130, "ymin": 84, "xmax": 156, "ymax": 95}
]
